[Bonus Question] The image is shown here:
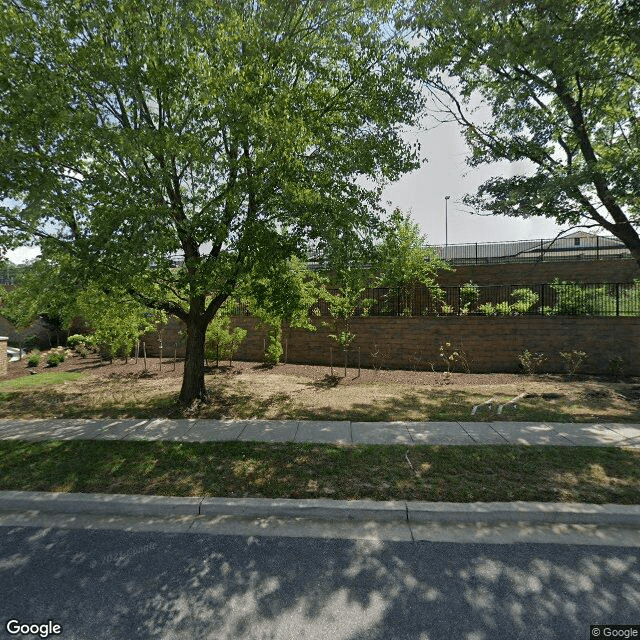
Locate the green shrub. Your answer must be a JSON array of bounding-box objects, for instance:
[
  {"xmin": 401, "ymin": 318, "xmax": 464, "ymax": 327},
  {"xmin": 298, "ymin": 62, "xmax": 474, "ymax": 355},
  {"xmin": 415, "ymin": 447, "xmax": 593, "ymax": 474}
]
[
  {"xmin": 560, "ymin": 350, "xmax": 587, "ymax": 375},
  {"xmin": 46, "ymin": 352, "xmax": 64, "ymax": 367},
  {"xmin": 549, "ymin": 280, "xmax": 615, "ymax": 315},
  {"xmin": 495, "ymin": 301, "xmax": 512, "ymax": 315},
  {"xmin": 264, "ymin": 331, "xmax": 284, "ymax": 365},
  {"xmin": 67, "ymin": 334, "xmax": 89, "ymax": 348},
  {"xmin": 518, "ymin": 349, "xmax": 547, "ymax": 375},
  {"xmin": 620, "ymin": 280, "xmax": 640, "ymax": 316},
  {"xmin": 27, "ymin": 351, "xmax": 41, "ymax": 367},
  {"xmin": 205, "ymin": 307, "xmax": 248, "ymax": 366},
  {"xmin": 511, "ymin": 288, "xmax": 539, "ymax": 314},
  {"xmin": 478, "ymin": 302, "xmax": 496, "ymax": 315},
  {"xmin": 460, "ymin": 281, "xmax": 480, "ymax": 313}
]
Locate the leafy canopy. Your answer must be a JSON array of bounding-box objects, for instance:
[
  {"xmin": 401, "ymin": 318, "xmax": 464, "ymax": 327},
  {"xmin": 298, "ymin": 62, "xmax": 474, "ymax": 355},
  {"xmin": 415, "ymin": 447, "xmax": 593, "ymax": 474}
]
[
  {"xmin": 414, "ymin": 0, "xmax": 640, "ymax": 259},
  {"xmin": 0, "ymin": 0, "xmax": 428, "ymax": 401}
]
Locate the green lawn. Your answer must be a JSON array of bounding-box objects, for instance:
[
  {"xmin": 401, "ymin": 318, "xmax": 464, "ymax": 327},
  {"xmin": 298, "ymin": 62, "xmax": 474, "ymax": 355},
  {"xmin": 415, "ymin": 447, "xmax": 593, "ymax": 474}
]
[
  {"xmin": 0, "ymin": 371, "xmax": 85, "ymax": 390},
  {"xmin": 1, "ymin": 440, "xmax": 639, "ymax": 504}
]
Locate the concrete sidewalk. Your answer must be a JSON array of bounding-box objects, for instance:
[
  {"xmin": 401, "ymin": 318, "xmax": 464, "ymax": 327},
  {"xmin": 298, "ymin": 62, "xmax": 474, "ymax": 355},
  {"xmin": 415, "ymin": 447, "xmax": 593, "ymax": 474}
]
[
  {"xmin": 1, "ymin": 417, "xmax": 640, "ymax": 447},
  {"xmin": 2, "ymin": 419, "xmax": 640, "ymax": 539}
]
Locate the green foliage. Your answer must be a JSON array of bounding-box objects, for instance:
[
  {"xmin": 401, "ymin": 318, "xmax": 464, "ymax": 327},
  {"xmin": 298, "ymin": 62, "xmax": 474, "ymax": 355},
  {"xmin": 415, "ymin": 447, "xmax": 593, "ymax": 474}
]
[
  {"xmin": 373, "ymin": 209, "xmax": 450, "ymax": 314},
  {"xmin": 0, "ymin": 0, "xmax": 427, "ymax": 403},
  {"xmin": 460, "ymin": 282, "xmax": 479, "ymax": 313},
  {"xmin": 415, "ymin": 0, "xmax": 640, "ymax": 259},
  {"xmin": 204, "ymin": 303, "xmax": 247, "ymax": 366},
  {"xmin": 67, "ymin": 334, "xmax": 90, "ymax": 349},
  {"xmin": 76, "ymin": 285, "xmax": 166, "ymax": 361},
  {"xmin": 263, "ymin": 328, "xmax": 284, "ymax": 366},
  {"xmin": 478, "ymin": 302, "xmax": 496, "ymax": 316},
  {"xmin": 46, "ymin": 352, "xmax": 64, "ymax": 367},
  {"xmin": 549, "ymin": 280, "xmax": 616, "ymax": 316},
  {"xmin": 510, "ymin": 289, "xmax": 539, "ymax": 314},
  {"xmin": 620, "ymin": 280, "xmax": 640, "ymax": 316},
  {"xmin": 27, "ymin": 351, "xmax": 41, "ymax": 367},
  {"xmin": 494, "ymin": 302, "xmax": 512, "ymax": 316},
  {"xmin": 330, "ymin": 330, "xmax": 356, "ymax": 351},
  {"xmin": 518, "ymin": 350, "xmax": 547, "ymax": 375},
  {"xmin": 242, "ymin": 257, "xmax": 323, "ymax": 364},
  {"xmin": 322, "ymin": 280, "xmax": 371, "ymax": 352},
  {"xmin": 0, "ymin": 257, "xmax": 80, "ymax": 330},
  {"xmin": 560, "ymin": 350, "xmax": 588, "ymax": 376}
]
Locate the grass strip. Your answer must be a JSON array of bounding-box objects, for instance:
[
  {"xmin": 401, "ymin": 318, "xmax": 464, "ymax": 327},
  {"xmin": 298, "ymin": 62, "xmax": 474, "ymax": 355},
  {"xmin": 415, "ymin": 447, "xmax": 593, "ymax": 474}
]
[
  {"xmin": 1, "ymin": 441, "xmax": 639, "ymax": 504},
  {"xmin": 0, "ymin": 372, "xmax": 85, "ymax": 390}
]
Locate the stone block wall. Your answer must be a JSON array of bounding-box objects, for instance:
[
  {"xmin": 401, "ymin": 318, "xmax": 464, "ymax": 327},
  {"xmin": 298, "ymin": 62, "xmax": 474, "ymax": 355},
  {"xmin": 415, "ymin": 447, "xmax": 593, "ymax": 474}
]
[
  {"xmin": 0, "ymin": 336, "xmax": 7, "ymax": 376},
  {"xmin": 437, "ymin": 258, "xmax": 640, "ymax": 287},
  {"xmin": 143, "ymin": 315, "xmax": 640, "ymax": 376},
  {"xmin": 230, "ymin": 316, "xmax": 640, "ymax": 375}
]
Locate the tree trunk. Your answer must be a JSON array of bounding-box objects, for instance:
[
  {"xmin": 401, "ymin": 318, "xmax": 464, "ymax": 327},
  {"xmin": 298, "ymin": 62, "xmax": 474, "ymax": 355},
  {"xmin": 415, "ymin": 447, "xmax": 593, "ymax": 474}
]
[
  {"xmin": 613, "ymin": 223, "xmax": 640, "ymax": 270},
  {"xmin": 179, "ymin": 314, "xmax": 208, "ymax": 405}
]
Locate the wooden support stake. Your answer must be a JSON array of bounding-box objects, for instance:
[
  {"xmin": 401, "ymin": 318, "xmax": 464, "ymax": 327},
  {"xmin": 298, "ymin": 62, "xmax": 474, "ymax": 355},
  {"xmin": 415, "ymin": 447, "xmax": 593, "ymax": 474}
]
[
  {"xmin": 344, "ymin": 348, "xmax": 347, "ymax": 378},
  {"xmin": 135, "ymin": 342, "xmax": 139, "ymax": 364},
  {"xmin": 173, "ymin": 342, "xmax": 177, "ymax": 371},
  {"xmin": 143, "ymin": 342, "xmax": 147, "ymax": 370},
  {"xmin": 159, "ymin": 345, "xmax": 163, "ymax": 371},
  {"xmin": 330, "ymin": 347, "xmax": 333, "ymax": 376},
  {"xmin": 358, "ymin": 347, "xmax": 361, "ymax": 377}
]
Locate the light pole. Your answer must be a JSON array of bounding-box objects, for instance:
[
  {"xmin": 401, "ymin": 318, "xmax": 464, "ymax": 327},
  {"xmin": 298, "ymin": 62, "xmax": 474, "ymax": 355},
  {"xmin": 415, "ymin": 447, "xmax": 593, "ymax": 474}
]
[{"xmin": 444, "ymin": 195, "xmax": 450, "ymax": 252}]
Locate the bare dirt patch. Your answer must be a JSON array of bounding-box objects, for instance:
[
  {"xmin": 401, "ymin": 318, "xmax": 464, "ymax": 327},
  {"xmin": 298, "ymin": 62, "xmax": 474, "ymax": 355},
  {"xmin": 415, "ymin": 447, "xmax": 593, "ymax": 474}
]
[{"xmin": 3, "ymin": 350, "xmax": 640, "ymax": 422}]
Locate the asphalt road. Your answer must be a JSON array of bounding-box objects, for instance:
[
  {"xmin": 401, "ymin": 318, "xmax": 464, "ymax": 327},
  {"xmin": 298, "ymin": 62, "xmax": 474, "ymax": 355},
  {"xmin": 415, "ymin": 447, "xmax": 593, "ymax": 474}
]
[{"xmin": 1, "ymin": 525, "xmax": 639, "ymax": 640}]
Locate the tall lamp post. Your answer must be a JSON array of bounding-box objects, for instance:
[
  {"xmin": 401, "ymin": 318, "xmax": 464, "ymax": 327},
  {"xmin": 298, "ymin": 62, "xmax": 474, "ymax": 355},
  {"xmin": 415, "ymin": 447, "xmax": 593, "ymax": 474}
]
[{"xmin": 444, "ymin": 195, "xmax": 450, "ymax": 257}]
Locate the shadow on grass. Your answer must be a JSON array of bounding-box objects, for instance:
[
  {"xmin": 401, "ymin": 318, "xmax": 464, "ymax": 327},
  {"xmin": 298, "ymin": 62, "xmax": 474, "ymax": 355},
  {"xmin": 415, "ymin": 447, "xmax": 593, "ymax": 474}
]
[{"xmin": 307, "ymin": 375, "xmax": 343, "ymax": 390}]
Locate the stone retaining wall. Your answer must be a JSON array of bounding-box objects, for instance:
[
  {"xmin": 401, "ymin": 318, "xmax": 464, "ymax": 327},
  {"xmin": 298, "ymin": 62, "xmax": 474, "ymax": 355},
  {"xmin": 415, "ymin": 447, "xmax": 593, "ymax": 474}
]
[
  {"xmin": 141, "ymin": 315, "xmax": 640, "ymax": 376},
  {"xmin": 437, "ymin": 258, "xmax": 640, "ymax": 287},
  {"xmin": 0, "ymin": 336, "xmax": 7, "ymax": 377}
]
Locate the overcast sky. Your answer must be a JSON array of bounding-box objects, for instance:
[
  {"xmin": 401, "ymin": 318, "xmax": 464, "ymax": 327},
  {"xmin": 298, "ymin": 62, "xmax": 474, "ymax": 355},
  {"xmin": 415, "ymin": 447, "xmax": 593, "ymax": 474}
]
[
  {"xmin": 380, "ymin": 118, "xmax": 567, "ymax": 247},
  {"xmin": 5, "ymin": 109, "xmax": 569, "ymax": 265}
]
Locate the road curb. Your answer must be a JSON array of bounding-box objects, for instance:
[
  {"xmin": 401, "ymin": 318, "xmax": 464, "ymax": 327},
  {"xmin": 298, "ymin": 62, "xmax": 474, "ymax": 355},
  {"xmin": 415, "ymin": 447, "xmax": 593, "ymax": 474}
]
[{"xmin": 1, "ymin": 491, "xmax": 639, "ymax": 526}]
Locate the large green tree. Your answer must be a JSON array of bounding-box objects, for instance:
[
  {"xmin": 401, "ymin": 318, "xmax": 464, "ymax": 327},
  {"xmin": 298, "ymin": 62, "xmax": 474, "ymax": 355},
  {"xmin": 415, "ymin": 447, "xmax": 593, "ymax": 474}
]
[
  {"xmin": 414, "ymin": 0, "xmax": 640, "ymax": 263},
  {"xmin": 0, "ymin": 0, "xmax": 425, "ymax": 403}
]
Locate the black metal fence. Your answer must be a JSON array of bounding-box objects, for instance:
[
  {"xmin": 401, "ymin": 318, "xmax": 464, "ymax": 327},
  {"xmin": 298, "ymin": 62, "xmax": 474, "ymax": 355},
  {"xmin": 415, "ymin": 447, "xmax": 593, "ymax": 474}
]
[
  {"xmin": 431, "ymin": 236, "xmax": 630, "ymax": 265},
  {"xmin": 232, "ymin": 282, "xmax": 640, "ymax": 317}
]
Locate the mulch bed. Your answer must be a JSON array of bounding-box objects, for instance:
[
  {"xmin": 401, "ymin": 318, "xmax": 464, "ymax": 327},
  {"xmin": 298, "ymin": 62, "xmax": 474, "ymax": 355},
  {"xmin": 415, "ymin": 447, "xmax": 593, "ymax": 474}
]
[{"xmin": 6, "ymin": 348, "xmax": 532, "ymax": 387}]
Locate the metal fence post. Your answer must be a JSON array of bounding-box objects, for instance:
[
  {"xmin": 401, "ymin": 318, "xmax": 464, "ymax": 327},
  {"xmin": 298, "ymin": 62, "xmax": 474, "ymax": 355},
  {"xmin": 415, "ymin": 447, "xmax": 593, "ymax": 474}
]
[
  {"xmin": 540, "ymin": 283, "xmax": 545, "ymax": 315},
  {"xmin": 475, "ymin": 242, "xmax": 478, "ymax": 264},
  {"xmin": 616, "ymin": 283, "xmax": 620, "ymax": 316},
  {"xmin": 596, "ymin": 235, "xmax": 600, "ymax": 260}
]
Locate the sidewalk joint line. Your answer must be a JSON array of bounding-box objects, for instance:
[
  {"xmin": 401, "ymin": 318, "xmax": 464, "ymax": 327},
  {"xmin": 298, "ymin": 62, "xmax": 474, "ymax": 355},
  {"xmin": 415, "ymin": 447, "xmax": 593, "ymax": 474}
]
[
  {"xmin": 235, "ymin": 422, "xmax": 247, "ymax": 441},
  {"xmin": 406, "ymin": 425, "xmax": 415, "ymax": 443},
  {"xmin": 457, "ymin": 421, "xmax": 478, "ymax": 444},
  {"xmin": 488, "ymin": 423, "xmax": 510, "ymax": 443}
]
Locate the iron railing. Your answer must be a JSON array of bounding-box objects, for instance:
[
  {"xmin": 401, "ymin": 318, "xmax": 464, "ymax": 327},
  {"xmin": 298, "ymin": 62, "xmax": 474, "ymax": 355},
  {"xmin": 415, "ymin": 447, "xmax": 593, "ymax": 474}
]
[
  {"xmin": 232, "ymin": 282, "xmax": 640, "ymax": 317},
  {"xmin": 430, "ymin": 235, "xmax": 629, "ymax": 265}
]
